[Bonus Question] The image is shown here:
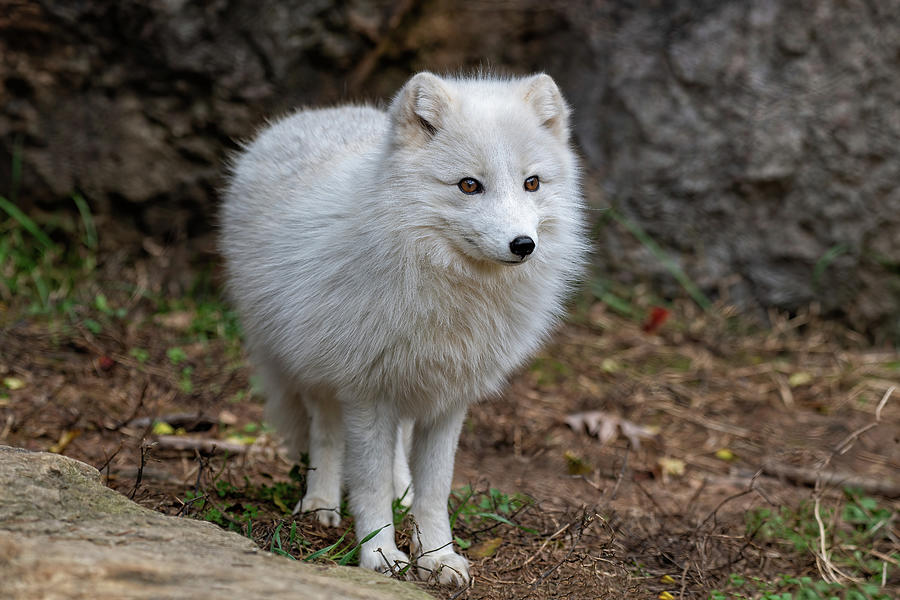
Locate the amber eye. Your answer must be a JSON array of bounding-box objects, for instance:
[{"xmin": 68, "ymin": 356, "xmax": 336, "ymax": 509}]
[
  {"xmin": 524, "ymin": 176, "xmax": 540, "ymax": 192},
  {"xmin": 458, "ymin": 177, "xmax": 483, "ymax": 195}
]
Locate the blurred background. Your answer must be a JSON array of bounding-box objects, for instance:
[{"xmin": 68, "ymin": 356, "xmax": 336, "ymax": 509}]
[{"xmin": 2, "ymin": 0, "xmax": 899, "ymax": 337}]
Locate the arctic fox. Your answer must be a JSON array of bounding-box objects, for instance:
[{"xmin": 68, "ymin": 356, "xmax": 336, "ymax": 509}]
[{"xmin": 221, "ymin": 72, "xmax": 587, "ymax": 584}]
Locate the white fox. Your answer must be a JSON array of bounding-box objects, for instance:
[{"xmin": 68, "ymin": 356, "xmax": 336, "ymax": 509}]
[{"xmin": 221, "ymin": 72, "xmax": 587, "ymax": 584}]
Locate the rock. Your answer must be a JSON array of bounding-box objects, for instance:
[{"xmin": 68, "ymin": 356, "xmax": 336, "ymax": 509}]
[
  {"xmin": 2, "ymin": 0, "xmax": 898, "ymax": 337},
  {"xmin": 0, "ymin": 446, "xmax": 434, "ymax": 600}
]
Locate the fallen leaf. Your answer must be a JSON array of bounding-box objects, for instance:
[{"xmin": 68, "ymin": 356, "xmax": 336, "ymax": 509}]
[
  {"xmin": 468, "ymin": 537, "xmax": 503, "ymax": 559},
  {"xmin": 715, "ymin": 448, "xmax": 736, "ymax": 462},
  {"xmin": 565, "ymin": 411, "xmax": 657, "ymax": 449},
  {"xmin": 153, "ymin": 310, "xmax": 194, "ymax": 331},
  {"xmin": 601, "ymin": 358, "xmax": 620, "ymax": 373},
  {"xmin": 659, "ymin": 592, "xmax": 675, "ymax": 600},
  {"xmin": 564, "ymin": 450, "xmax": 593, "ymax": 475},
  {"xmin": 225, "ymin": 434, "xmax": 257, "ymax": 446},
  {"xmin": 658, "ymin": 457, "xmax": 685, "ymax": 477},
  {"xmin": 49, "ymin": 429, "xmax": 81, "ymax": 454},
  {"xmin": 642, "ymin": 306, "xmax": 671, "ymax": 334},
  {"xmin": 218, "ymin": 410, "xmax": 239, "ymax": 425},
  {"xmin": 98, "ymin": 355, "xmax": 115, "ymax": 371},
  {"xmin": 3, "ymin": 377, "xmax": 25, "ymax": 390},
  {"xmin": 660, "ymin": 575, "xmax": 676, "ymax": 585},
  {"xmin": 273, "ymin": 492, "xmax": 290, "ymax": 514},
  {"xmin": 152, "ymin": 421, "xmax": 176, "ymax": 435},
  {"xmin": 788, "ymin": 372, "xmax": 812, "ymax": 387}
]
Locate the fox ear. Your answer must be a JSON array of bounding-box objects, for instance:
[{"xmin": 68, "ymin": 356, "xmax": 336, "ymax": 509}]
[
  {"xmin": 391, "ymin": 72, "xmax": 454, "ymax": 140},
  {"xmin": 523, "ymin": 74, "xmax": 570, "ymax": 142}
]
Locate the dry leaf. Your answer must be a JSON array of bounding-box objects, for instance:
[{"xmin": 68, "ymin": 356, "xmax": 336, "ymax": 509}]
[
  {"xmin": 152, "ymin": 421, "xmax": 176, "ymax": 435},
  {"xmin": 153, "ymin": 311, "xmax": 194, "ymax": 331},
  {"xmin": 715, "ymin": 448, "xmax": 736, "ymax": 461},
  {"xmin": 788, "ymin": 372, "xmax": 812, "ymax": 387},
  {"xmin": 564, "ymin": 450, "xmax": 593, "ymax": 475},
  {"xmin": 218, "ymin": 410, "xmax": 239, "ymax": 425},
  {"xmin": 658, "ymin": 457, "xmax": 686, "ymax": 478},
  {"xmin": 565, "ymin": 411, "xmax": 657, "ymax": 449},
  {"xmin": 49, "ymin": 429, "xmax": 81, "ymax": 454},
  {"xmin": 468, "ymin": 537, "xmax": 503, "ymax": 559},
  {"xmin": 3, "ymin": 377, "xmax": 25, "ymax": 390}
]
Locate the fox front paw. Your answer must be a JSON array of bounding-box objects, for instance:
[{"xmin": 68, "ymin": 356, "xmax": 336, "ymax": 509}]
[
  {"xmin": 416, "ymin": 552, "xmax": 470, "ymax": 586},
  {"xmin": 359, "ymin": 546, "xmax": 410, "ymax": 577},
  {"xmin": 293, "ymin": 494, "xmax": 341, "ymax": 527}
]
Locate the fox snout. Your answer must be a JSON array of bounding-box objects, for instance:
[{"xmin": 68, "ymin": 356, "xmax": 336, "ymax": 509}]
[{"xmin": 509, "ymin": 236, "xmax": 535, "ymax": 259}]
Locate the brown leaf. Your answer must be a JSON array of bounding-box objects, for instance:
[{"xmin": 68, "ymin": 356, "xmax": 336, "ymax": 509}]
[
  {"xmin": 468, "ymin": 537, "xmax": 503, "ymax": 559},
  {"xmin": 565, "ymin": 411, "xmax": 657, "ymax": 449}
]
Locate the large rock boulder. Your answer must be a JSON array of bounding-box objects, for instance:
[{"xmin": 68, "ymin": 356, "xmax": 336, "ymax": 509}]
[
  {"xmin": 2, "ymin": 0, "xmax": 898, "ymax": 336},
  {"xmin": 0, "ymin": 446, "xmax": 433, "ymax": 600}
]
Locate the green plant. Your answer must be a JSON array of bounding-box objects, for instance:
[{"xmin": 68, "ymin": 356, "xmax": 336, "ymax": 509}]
[
  {"xmin": 449, "ymin": 486, "xmax": 537, "ymax": 550},
  {"xmin": 736, "ymin": 489, "xmax": 898, "ymax": 599},
  {"xmin": 0, "ymin": 193, "xmax": 104, "ymax": 321},
  {"xmin": 608, "ymin": 208, "xmax": 712, "ymax": 311}
]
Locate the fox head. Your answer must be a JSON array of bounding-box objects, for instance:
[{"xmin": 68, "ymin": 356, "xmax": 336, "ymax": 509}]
[{"xmin": 385, "ymin": 72, "xmax": 579, "ymax": 270}]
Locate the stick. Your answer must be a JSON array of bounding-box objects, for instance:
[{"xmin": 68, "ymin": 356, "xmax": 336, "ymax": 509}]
[{"xmin": 153, "ymin": 435, "xmax": 249, "ymax": 454}]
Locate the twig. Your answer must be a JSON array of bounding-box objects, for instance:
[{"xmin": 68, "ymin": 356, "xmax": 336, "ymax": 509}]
[
  {"xmin": 609, "ymin": 447, "xmax": 630, "ymax": 500},
  {"xmin": 153, "ymin": 435, "xmax": 249, "ymax": 454},
  {"xmin": 762, "ymin": 462, "xmax": 900, "ymax": 497},
  {"xmin": 810, "ymin": 386, "xmax": 894, "ymax": 584},
  {"xmin": 129, "ymin": 442, "xmax": 152, "ymax": 499},
  {"xmin": 107, "ymin": 380, "xmax": 148, "ymax": 431},
  {"xmin": 698, "ymin": 470, "xmax": 761, "ymax": 530},
  {"xmin": 677, "ymin": 560, "xmax": 690, "ymax": 599},
  {"xmin": 95, "ymin": 442, "xmax": 123, "ymax": 485},
  {"xmin": 175, "ymin": 493, "xmax": 208, "ymax": 517},
  {"xmin": 813, "ymin": 495, "xmax": 859, "ymax": 584},
  {"xmin": 497, "ymin": 521, "xmax": 573, "ymax": 574},
  {"xmin": 529, "ymin": 511, "xmax": 594, "ymax": 589},
  {"xmin": 127, "ymin": 411, "xmax": 216, "ymax": 431},
  {"xmin": 833, "ymin": 386, "xmax": 894, "ymax": 455}
]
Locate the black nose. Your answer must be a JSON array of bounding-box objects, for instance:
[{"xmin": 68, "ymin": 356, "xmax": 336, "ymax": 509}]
[{"xmin": 509, "ymin": 236, "xmax": 535, "ymax": 257}]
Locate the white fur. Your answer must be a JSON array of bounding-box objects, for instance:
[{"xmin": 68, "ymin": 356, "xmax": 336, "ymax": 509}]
[{"xmin": 220, "ymin": 72, "xmax": 587, "ymax": 585}]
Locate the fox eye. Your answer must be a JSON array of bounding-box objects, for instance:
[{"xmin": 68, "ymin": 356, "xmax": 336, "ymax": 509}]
[
  {"xmin": 458, "ymin": 177, "xmax": 483, "ymax": 195},
  {"xmin": 524, "ymin": 176, "xmax": 540, "ymax": 192}
]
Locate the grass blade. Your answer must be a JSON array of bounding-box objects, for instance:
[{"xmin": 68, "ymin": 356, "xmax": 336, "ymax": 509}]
[
  {"xmin": 337, "ymin": 524, "xmax": 388, "ymax": 566},
  {"xmin": 72, "ymin": 194, "xmax": 98, "ymax": 250},
  {"xmin": 0, "ymin": 196, "xmax": 53, "ymax": 249},
  {"xmin": 474, "ymin": 512, "xmax": 539, "ymax": 535},
  {"xmin": 813, "ymin": 243, "xmax": 849, "ymax": 287},
  {"xmin": 449, "ymin": 486, "xmax": 476, "ymax": 530},
  {"xmin": 303, "ymin": 528, "xmax": 348, "ymax": 562},
  {"xmin": 610, "ymin": 208, "xmax": 712, "ymax": 311}
]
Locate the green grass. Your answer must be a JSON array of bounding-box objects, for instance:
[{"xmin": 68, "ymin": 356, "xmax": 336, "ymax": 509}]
[
  {"xmin": 449, "ymin": 485, "xmax": 537, "ymax": 549},
  {"xmin": 607, "ymin": 208, "xmax": 712, "ymax": 311},
  {"xmin": 711, "ymin": 488, "xmax": 898, "ymax": 599},
  {"xmin": 0, "ymin": 195, "xmax": 98, "ymax": 318}
]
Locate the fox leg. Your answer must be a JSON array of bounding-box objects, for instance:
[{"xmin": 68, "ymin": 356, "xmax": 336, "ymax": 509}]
[
  {"xmin": 294, "ymin": 389, "xmax": 344, "ymax": 527},
  {"xmin": 393, "ymin": 418, "xmax": 414, "ymax": 506},
  {"xmin": 409, "ymin": 407, "xmax": 470, "ymax": 586},
  {"xmin": 344, "ymin": 400, "xmax": 409, "ymax": 574}
]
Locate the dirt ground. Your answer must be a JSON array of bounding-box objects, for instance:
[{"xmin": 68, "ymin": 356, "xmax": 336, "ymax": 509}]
[{"xmin": 2, "ymin": 228, "xmax": 898, "ymax": 599}]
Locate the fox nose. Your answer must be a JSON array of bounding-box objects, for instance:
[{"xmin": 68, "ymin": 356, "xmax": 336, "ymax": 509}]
[{"xmin": 509, "ymin": 236, "xmax": 535, "ymax": 257}]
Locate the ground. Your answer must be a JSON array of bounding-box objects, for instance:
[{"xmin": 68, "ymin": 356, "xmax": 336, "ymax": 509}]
[{"xmin": 1, "ymin": 210, "xmax": 898, "ymax": 599}]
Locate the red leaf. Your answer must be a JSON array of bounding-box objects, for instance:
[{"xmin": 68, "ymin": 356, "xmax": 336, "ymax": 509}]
[{"xmin": 641, "ymin": 306, "xmax": 670, "ymax": 334}]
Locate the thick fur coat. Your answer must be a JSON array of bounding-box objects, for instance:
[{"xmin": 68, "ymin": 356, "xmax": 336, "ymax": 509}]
[{"xmin": 221, "ymin": 72, "xmax": 587, "ymax": 584}]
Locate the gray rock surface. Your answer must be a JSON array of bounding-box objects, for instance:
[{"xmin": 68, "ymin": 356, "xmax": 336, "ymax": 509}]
[
  {"xmin": 1, "ymin": 0, "xmax": 898, "ymax": 336},
  {"xmin": 0, "ymin": 445, "xmax": 434, "ymax": 600}
]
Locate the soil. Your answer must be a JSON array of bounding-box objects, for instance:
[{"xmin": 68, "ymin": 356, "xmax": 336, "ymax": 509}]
[{"xmin": 2, "ymin": 229, "xmax": 898, "ymax": 599}]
